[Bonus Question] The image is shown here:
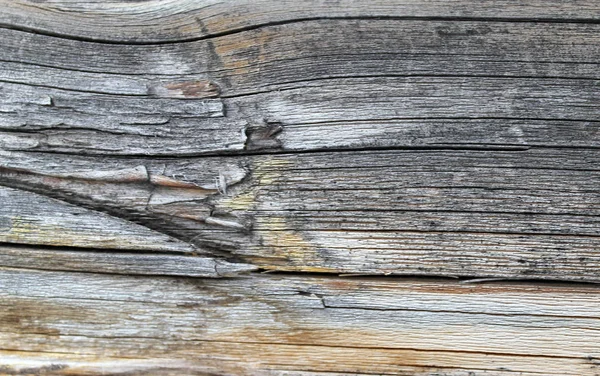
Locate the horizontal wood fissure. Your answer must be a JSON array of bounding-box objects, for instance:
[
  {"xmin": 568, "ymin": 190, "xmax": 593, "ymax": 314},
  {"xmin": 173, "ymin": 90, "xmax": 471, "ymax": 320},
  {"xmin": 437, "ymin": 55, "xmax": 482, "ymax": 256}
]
[
  {"xmin": 1, "ymin": 269, "xmax": 600, "ymax": 374},
  {"xmin": 3, "ymin": 79, "xmax": 600, "ymax": 156},
  {"xmin": 5, "ymin": 15, "xmax": 600, "ymax": 47},
  {"xmin": 2, "ymin": 0, "xmax": 600, "ymax": 43},
  {"xmin": 4, "ymin": 20, "xmax": 600, "ymax": 82}
]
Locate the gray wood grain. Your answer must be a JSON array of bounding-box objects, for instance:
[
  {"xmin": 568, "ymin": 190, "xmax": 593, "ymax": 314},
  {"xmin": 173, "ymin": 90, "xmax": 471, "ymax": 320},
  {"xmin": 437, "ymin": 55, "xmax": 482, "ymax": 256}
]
[
  {"xmin": 2, "ymin": 0, "xmax": 600, "ymax": 43},
  {"xmin": 0, "ymin": 186, "xmax": 194, "ymax": 252},
  {"xmin": 1, "ymin": 148, "xmax": 599, "ymax": 280},
  {"xmin": 2, "ymin": 19, "xmax": 599, "ymax": 155},
  {"xmin": 2, "ymin": 1, "xmax": 600, "ymax": 373}
]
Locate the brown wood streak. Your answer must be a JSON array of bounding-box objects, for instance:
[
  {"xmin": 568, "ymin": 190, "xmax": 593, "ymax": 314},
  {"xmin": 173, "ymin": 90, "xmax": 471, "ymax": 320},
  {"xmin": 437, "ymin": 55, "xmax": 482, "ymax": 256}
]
[
  {"xmin": 149, "ymin": 80, "xmax": 221, "ymax": 99},
  {"xmin": 1, "ymin": 1, "xmax": 600, "ymax": 374},
  {"xmin": 1, "ymin": 269, "xmax": 600, "ymax": 375}
]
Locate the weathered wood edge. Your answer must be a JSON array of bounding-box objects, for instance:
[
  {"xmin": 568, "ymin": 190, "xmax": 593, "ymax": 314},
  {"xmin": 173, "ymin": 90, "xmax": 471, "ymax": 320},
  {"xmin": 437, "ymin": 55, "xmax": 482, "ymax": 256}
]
[
  {"xmin": 0, "ymin": 244, "xmax": 257, "ymax": 278},
  {"xmin": 1, "ymin": 268, "xmax": 599, "ymax": 375}
]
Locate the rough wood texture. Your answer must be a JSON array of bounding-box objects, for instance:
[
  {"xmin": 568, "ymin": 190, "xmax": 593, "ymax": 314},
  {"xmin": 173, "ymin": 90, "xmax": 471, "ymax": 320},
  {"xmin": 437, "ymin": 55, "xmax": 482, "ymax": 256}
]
[
  {"xmin": 2, "ymin": 148, "xmax": 599, "ymax": 280},
  {"xmin": 1, "ymin": 1, "xmax": 600, "ymax": 374},
  {"xmin": 2, "ymin": 269, "xmax": 600, "ymax": 375}
]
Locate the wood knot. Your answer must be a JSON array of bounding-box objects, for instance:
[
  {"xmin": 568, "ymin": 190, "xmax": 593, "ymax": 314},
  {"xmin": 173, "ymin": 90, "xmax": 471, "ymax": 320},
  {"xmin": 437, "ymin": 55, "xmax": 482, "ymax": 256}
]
[
  {"xmin": 244, "ymin": 123, "xmax": 283, "ymax": 151},
  {"xmin": 148, "ymin": 80, "xmax": 221, "ymax": 99}
]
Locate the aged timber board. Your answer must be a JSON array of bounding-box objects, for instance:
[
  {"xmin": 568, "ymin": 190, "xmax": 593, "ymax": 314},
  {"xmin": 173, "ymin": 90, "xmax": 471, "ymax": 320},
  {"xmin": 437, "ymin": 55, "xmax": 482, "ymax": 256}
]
[
  {"xmin": 1, "ymin": 1, "xmax": 600, "ymax": 375},
  {"xmin": 1, "ymin": 269, "xmax": 600, "ymax": 375}
]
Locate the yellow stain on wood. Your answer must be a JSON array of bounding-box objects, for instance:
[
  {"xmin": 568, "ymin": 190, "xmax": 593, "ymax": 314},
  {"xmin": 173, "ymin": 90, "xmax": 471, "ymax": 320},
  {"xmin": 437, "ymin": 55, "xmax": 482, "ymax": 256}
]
[
  {"xmin": 213, "ymin": 31, "xmax": 276, "ymax": 76},
  {"xmin": 255, "ymin": 157, "xmax": 292, "ymax": 185},
  {"xmin": 217, "ymin": 157, "xmax": 334, "ymax": 272},
  {"xmin": 3, "ymin": 216, "xmax": 98, "ymax": 248},
  {"xmin": 253, "ymin": 217, "xmax": 337, "ymax": 273},
  {"xmin": 219, "ymin": 156, "xmax": 291, "ymax": 211},
  {"xmin": 3, "ymin": 216, "xmax": 132, "ymax": 249},
  {"xmin": 219, "ymin": 190, "xmax": 257, "ymax": 211},
  {"xmin": 3, "ymin": 216, "xmax": 45, "ymax": 243}
]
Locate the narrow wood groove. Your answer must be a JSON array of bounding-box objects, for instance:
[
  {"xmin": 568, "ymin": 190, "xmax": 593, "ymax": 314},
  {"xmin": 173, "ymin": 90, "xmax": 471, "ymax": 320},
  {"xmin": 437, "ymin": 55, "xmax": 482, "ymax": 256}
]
[
  {"xmin": 3, "ymin": 15, "xmax": 600, "ymax": 45},
  {"xmin": 287, "ymin": 116, "xmax": 600, "ymax": 126}
]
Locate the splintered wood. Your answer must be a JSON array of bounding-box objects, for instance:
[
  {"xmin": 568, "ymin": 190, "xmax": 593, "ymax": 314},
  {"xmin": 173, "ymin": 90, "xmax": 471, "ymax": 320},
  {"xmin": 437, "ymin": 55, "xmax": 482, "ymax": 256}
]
[{"xmin": 0, "ymin": 1, "xmax": 599, "ymax": 375}]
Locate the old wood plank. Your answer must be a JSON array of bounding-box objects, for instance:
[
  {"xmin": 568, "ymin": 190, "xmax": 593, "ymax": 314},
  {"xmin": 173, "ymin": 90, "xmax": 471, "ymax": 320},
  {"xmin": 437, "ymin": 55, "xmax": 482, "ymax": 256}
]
[
  {"xmin": 3, "ymin": 76, "xmax": 599, "ymax": 155},
  {"xmin": 1, "ymin": 269, "xmax": 599, "ymax": 375},
  {"xmin": 2, "ymin": 20, "xmax": 599, "ymax": 155},
  {"xmin": 1, "ymin": 147, "xmax": 599, "ymax": 280},
  {"xmin": 212, "ymin": 19, "xmax": 600, "ymax": 95},
  {"xmin": 2, "ymin": 0, "xmax": 600, "ymax": 43},
  {"xmin": 0, "ymin": 347, "xmax": 584, "ymax": 376},
  {"xmin": 4, "ymin": 20, "xmax": 600, "ymax": 84},
  {"xmin": 2, "ymin": 1, "xmax": 600, "ymax": 374},
  {"xmin": 0, "ymin": 154, "xmax": 252, "ymax": 255},
  {"xmin": 228, "ymin": 76, "xmax": 600, "ymax": 125}
]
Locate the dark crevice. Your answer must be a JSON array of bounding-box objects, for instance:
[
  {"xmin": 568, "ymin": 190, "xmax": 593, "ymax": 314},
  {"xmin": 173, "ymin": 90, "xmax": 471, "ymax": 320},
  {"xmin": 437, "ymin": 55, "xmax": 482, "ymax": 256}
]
[
  {"xmin": 6, "ymin": 72, "xmax": 600, "ymax": 100},
  {"xmin": 260, "ymin": 227, "xmax": 600, "ymax": 239},
  {"xmin": 3, "ymin": 260, "xmax": 600, "ymax": 289},
  {"xmin": 0, "ymin": 178, "xmax": 224, "ymax": 260},
  {"xmin": 0, "ymin": 241, "xmax": 189, "ymax": 256},
  {"xmin": 292, "ymin": 185, "xmax": 600, "ymax": 194},
  {"xmin": 220, "ymin": 73, "xmax": 600, "ymax": 99},
  {"xmin": 3, "ymin": 54, "xmax": 600, "ymax": 83},
  {"xmin": 3, "ymin": 15, "xmax": 600, "ymax": 46},
  {"xmin": 252, "ymin": 208, "xmax": 600, "ymax": 217},
  {"xmin": 1, "ymin": 126, "xmax": 157, "ymax": 137},
  {"xmin": 12, "ymin": 135, "xmax": 600, "ymax": 158},
  {"xmin": 320, "ymin": 303, "xmax": 600, "ymax": 320},
  {"xmin": 14, "ymin": 143, "xmax": 536, "ymax": 159},
  {"xmin": 251, "ymin": 269, "xmax": 600, "ymax": 287},
  {"xmin": 164, "ymin": 338, "xmax": 595, "ymax": 360},
  {"xmin": 283, "ymin": 116, "xmax": 600, "ymax": 126},
  {"xmin": 284, "ymin": 163, "xmax": 600, "ymax": 173},
  {"xmin": 0, "ymin": 327, "xmax": 592, "ymax": 361}
]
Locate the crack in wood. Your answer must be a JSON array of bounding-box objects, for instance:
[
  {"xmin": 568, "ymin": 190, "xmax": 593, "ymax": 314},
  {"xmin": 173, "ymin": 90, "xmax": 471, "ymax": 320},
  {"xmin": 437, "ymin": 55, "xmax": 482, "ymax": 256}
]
[{"xmin": 0, "ymin": 163, "xmax": 253, "ymax": 258}]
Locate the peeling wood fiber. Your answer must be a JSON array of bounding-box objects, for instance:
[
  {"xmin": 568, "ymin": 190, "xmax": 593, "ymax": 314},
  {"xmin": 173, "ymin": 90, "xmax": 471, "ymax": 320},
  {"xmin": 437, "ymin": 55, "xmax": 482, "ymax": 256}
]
[{"xmin": 1, "ymin": 1, "xmax": 600, "ymax": 374}]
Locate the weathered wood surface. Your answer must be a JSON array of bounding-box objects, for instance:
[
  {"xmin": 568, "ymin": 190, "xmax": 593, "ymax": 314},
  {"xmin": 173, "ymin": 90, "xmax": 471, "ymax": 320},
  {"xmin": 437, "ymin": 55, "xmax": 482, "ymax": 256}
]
[
  {"xmin": 1, "ymin": 0, "xmax": 600, "ymax": 374},
  {"xmin": 2, "ymin": 268, "xmax": 600, "ymax": 375},
  {"xmin": 2, "ymin": 148, "xmax": 600, "ymax": 280}
]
